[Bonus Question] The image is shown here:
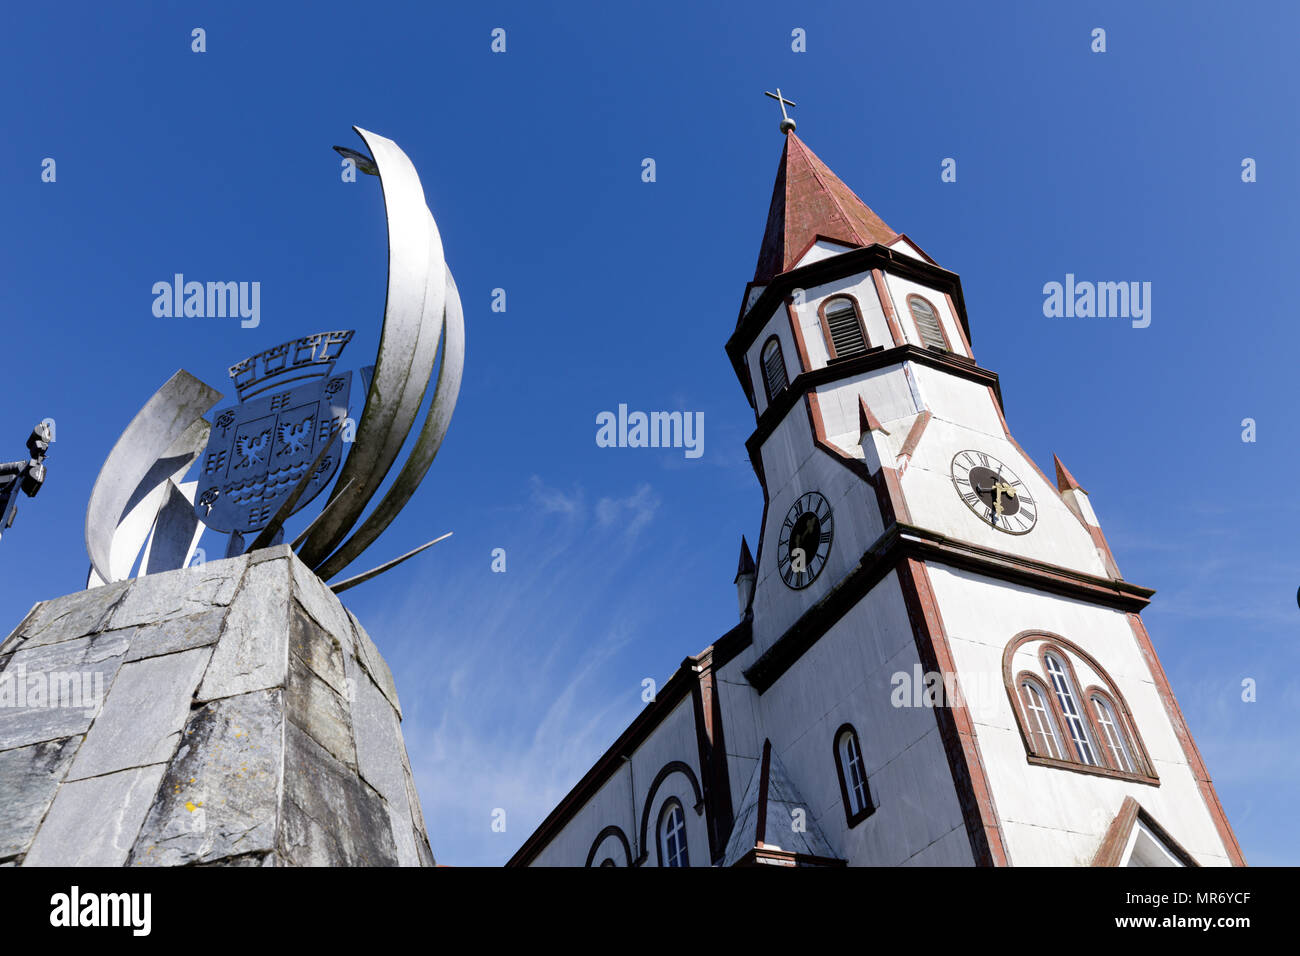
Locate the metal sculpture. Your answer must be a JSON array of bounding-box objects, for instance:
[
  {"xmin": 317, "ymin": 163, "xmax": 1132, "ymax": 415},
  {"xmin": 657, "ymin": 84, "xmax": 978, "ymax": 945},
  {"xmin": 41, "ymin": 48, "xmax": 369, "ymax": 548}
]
[
  {"xmin": 0, "ymin": 422, "xmax": 53, "ymax": 541},
  {"xmin": 84, "ymin": 127, "xmax": 465, "ymax": 592}
]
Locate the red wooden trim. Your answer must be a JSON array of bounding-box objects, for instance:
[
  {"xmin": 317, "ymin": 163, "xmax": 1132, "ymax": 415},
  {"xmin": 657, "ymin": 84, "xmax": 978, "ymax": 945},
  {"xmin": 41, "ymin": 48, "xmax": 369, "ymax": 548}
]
[
  {"xmin": 1092, "ymin": 796, "xmax": 1142, "ymax": 867},
  {"xmin": 905, "ymin": 293, "xmax": 955, "ymax": 352},
  {"xmin": 1092, "ymin": 796, "xmax": 1201, "ymax": 867},
  {"xmin": 1125, "ymin": 613, "xmax": 1247, "ymax": 866},
  {"xmin": 690, "ymin": 652, "xmax": 733, "ymax": 865},
  {"xmin": 733, "ymin": 846, "xmax": 849, "ymax": 867},
  {"xmin": 872, "ymin": 269, "xmax": 906, "ymax": 346},
  {"xmin": 896, "ymin": 557, "xmax": 1010, "ymax": 866},
  {"xmin": 755, "ymin": 739, "xmax": 772, "ymax": 847},
  {"xmin": 817, "ymin": 292, "xmax": 872, "ymax": 360},
  {"xmin": 784, "ymin": 297, "xmax": 813, "ymax": 371},
  {"xmin": 943, "ymin": 291, "xmax": 974, "ymax": 358},
  {"xmin": 896, "ymin": 409, "xmax": 932, "ymax": 469},
  {"xmin": 805, "ymin": 391, "xmax": 910, "ymax": 524}
]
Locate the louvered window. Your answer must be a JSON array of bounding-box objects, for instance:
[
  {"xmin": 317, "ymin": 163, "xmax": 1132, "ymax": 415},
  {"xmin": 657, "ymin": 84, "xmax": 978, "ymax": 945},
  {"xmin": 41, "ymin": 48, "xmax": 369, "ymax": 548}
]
[
  {"xmin": 908, "ymin": 295, "xmax": 947, "ymax": 350},
  {"xmin": 823, "ymin": 297, "xmax": 867, "ymax": 359},
  {"xmin": 760, "ymin": 337, "xmax": 788, "ymax": 401}
]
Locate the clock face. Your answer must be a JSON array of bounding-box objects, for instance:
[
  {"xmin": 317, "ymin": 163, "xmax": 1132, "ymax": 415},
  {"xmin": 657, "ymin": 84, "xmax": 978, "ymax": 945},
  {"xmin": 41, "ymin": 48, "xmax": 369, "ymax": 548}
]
[
  {"xmin": 778, "ymin": 492, "xmax": 833, "ymax": 589},
  {"xmin": 950, "ymin": 450, "xmax": 1037, "ymax": 535}
]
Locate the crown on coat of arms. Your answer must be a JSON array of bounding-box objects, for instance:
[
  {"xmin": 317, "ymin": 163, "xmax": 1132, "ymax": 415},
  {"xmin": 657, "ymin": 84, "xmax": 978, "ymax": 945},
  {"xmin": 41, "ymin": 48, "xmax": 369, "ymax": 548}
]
[{"xmin": 228, "ymin": 330, "xmax": 355, "ymax": 401}]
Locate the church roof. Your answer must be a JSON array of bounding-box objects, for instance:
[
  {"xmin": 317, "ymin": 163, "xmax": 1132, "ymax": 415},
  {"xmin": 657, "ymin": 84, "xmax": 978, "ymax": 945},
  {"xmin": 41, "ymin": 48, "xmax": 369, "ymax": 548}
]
[
  {"xmin": 753, "ymin": 132, "xmax": 897, "ymax": 284},
  {"xmin": 722, "ymin": 739, "xmax": 843, "ymax": 866},
  {"xmin": 1054, "ymin": 454, "xmax": 1087, "ymax": 494},
  {"xmin": 734, "ymin": 535, "xmax": 756, "ymax": 582}
]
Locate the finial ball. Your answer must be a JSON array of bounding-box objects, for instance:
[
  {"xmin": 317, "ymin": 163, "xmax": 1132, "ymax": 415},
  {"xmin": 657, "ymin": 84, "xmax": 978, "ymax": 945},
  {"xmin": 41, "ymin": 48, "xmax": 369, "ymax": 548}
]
[{"xmin": 780, "ymin": 118, "xmax": 797, "ymax": 134}]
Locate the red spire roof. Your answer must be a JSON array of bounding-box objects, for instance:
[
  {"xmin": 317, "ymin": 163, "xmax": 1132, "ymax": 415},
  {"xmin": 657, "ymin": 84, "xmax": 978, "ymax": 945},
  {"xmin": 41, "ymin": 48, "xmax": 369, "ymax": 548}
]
[
  {"xmin": 753, "ymin": 132, "xmax": 897, "ymax": 284},
  {"xmin": 1053, "ymin": 455, "xmax": 1087, "ymax": 494}
]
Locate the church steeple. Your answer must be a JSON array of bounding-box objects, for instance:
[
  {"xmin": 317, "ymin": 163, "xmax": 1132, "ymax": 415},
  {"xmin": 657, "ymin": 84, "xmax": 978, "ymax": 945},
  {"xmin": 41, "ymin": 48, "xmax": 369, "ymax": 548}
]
[{"xmin": 753, "ymin": 132, "xmax": 897, "ymax": 284}]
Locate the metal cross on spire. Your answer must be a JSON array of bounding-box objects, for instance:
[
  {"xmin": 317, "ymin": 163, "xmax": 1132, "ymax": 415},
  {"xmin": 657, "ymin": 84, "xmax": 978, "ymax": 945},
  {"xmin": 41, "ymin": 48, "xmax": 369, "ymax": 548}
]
[{"xmin": 764, "ymin": 88, "xmax": 797, "ymax": 134}]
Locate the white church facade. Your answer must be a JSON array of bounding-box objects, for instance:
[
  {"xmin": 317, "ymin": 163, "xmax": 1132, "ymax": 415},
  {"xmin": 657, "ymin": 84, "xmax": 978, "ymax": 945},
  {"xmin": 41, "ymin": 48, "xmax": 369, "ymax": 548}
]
[{"xmin": 507, "ymin": 127, "xmax": 1245, "ymax": 868}]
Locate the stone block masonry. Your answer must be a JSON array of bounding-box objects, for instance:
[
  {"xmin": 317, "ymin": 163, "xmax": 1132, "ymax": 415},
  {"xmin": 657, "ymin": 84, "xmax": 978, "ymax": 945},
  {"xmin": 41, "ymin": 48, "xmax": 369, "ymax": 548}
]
[{"xmin": 0, "ymin": 545, "xmax": 433, "ymax": 867}]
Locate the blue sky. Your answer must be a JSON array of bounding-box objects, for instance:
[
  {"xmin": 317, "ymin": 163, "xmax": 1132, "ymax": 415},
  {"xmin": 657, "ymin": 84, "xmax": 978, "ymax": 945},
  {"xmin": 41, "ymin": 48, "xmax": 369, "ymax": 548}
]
[{"xmin": 1, "ymin": 1, "xmax": 1295, "ymax": 866}]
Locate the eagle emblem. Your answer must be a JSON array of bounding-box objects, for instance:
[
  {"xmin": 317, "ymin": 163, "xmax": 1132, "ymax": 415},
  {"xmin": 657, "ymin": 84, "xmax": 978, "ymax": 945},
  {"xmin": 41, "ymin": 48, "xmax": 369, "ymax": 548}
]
[{"xmin": 235, "ymin": 428, "xmax": 273, "ymax": 469}]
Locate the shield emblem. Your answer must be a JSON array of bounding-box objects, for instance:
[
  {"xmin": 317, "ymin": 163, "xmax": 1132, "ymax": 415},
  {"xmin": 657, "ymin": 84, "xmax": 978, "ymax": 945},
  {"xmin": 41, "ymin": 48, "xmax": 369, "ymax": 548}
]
[{"xmin": 195, "ymin": 372, "xmax": 351, "ymax": 534}]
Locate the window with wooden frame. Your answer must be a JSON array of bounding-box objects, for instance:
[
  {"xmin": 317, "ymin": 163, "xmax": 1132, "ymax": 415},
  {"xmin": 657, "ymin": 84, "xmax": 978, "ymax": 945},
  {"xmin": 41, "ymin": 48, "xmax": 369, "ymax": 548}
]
[
  {"xmin": 1088, "ymin": 689, "xmax": 1137, "ymax": 774},
  {"xmin": 1017, "ymin": 675, "xmax": 1066, "ymax": 761},
  {"xmin": 1003, "ymin": 632, "xmax": 1156, "ymax": 784},
  {"xmin": 657, "ymin": 799, "xmax": 689, "ymax": 867},
  {"xmin": 818, "ymin": 295, "xmax": 869, "ymax": 360},
  {"xmin": 832, "ymin": 723, "xmax": 875, "ymax": 827},
  {"xmin": 907, "ymin": 294, "xmax": 950, "ymax": 351},
  {"xmin": 760, "ymin": 336, "xmax": 788, "ymax": 402}
]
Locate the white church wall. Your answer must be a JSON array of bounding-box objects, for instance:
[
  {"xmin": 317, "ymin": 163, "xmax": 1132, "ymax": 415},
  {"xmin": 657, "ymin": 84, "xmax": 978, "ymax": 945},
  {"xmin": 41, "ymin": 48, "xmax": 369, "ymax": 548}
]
[
  {"xmin": 898, "ymin": 413, "xmax": 1110, "ymax": 578},
  {"xmin": 525, "ymin": 694, "xmax": 707, "ymax": 867},
  {"xmin": 794, "ymin": 239, "xmax": 860, "ymax": 270},
  {"xmin": 814, "ymin": 363, "xmax": 925, "ymax": 448},
  {"xmin": 925, "ymin": 563, "xmax": 1234, "ymax": 866},
  {"xmin": 887, "ymin": 237, "xmax": 928, "ymax": 262},
  {"xmin": 749, "ymin": 412, "xmax": 887, "ymax": 658},
  {"xmin": 526, "ymin": 762, "xmax": 634, "ymax": 868},
  {"xmin": 906, "ymin": 364, "xmax": 1006, "ymax": 439},
  {"xmin": 718, "ymin": 571, "xmax": 974, "ymax": 865}
]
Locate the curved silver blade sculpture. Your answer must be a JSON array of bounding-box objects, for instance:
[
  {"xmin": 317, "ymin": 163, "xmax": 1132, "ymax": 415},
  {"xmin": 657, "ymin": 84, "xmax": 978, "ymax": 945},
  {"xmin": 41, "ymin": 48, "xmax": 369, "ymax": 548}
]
[{"xmin": 84, "ymin": 127, "xmax": 465, "ymax": 592}]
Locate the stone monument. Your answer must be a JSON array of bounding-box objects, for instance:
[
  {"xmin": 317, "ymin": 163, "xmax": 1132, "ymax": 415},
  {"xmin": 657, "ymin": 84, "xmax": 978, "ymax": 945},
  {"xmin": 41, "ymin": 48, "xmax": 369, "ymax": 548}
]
[{"xmin": 0, "ymin": 127, "xmax": 464, "ymax": 867}]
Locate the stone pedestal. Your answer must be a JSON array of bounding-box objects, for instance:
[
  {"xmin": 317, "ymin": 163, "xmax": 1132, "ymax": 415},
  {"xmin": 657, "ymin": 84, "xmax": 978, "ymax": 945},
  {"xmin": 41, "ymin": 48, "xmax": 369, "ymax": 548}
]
[{"xmin": 0, "ymin": 545, "xmax": 433, "ymax": 867}]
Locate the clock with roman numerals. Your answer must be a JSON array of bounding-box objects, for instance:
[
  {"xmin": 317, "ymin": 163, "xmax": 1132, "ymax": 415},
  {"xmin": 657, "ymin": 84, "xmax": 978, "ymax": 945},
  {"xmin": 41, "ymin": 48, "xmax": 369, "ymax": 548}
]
[
  {"xmin": 777, "ymin": 492, "xmax": 834, "ymax": 589},
  {"xmin": 950, "ymin": 450, "xmax": 1037, "ymax": 535}
]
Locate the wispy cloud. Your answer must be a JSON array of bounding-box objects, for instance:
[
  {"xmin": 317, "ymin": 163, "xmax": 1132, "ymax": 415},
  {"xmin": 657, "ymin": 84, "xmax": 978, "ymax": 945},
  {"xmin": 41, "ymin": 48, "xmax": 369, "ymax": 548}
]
[{"xmin": 367, "ymin": 475, "xmax": 669, "ymax": 866}]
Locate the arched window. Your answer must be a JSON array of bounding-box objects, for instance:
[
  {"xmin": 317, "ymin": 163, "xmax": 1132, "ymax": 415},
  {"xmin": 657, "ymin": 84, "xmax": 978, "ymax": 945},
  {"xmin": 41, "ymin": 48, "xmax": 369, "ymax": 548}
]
[
  {"xmin": 760, "ymin": 336, "xmax": 788, "ymax": 402},
  {"xmin": 1043, "ymin": 651, "xmax": 1099, "ymax": 766},
  {"xmin": 907, "ymin": 295, "xmax": 948, "ymax": 351},
  {"xmin": 1003, "ymin": 632, "xmax": 1157, "ymax": 783},
  {"xmin": 819, "ymin": 296, "xmax": 868, "ymax": 360},
  {"xmin": 1018, "ymin": 676, "xmax": 1065, "ymax": 760},
  {"xmin": 657, "ymin": 799, "xmax": 689, "ymax": 867},
  {"xmin": 1089, "ymin": 690, "xmax": 1136, "ymax": 774},
  {"xmin": 833, "ymin": 724, "xmax": 874, "ymax": 826}
]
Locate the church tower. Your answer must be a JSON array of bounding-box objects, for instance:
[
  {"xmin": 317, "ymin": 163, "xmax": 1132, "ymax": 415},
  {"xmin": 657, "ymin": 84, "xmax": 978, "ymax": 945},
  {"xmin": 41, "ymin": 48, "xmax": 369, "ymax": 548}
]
[
  {"xmin": 718, "ymin": 126, "xmax": 1245, "ymax": 866},
  {"xmin": 509, "ymin": 116, "xmax": 1245, "ymax": 868}
]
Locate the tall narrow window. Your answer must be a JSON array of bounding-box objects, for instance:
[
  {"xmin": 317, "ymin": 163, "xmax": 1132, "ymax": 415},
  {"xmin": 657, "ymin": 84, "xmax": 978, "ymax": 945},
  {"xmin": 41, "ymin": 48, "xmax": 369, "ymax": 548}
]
[
  {"xmin": 760, "ymin": 336, "xmax": 788, "ymax": 402},
  {"xmin": 1090, "ymin": 692, "xmax": 1135, "ymax": 773},
  {"xmin": 1019, "ymin": 677, "xmax": 1065, "ymax": 760},
  {"xmin": 1044, "ymin": 653, "xmax": 1098, "ymax": 766},
  {"xmin": 907, "ymin": 295, "xmax": 947, "ymax": 350},
  {"xmin": 658, "ymin": 800, "xmax": 689, "ymax": 868},
  {"xmin": 833, "ymin": 724, "xmax": 874, "ymax": 826},
  {"xmin": 821, "ymin": 296, "xmax": 868, "ymax": 359}
]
